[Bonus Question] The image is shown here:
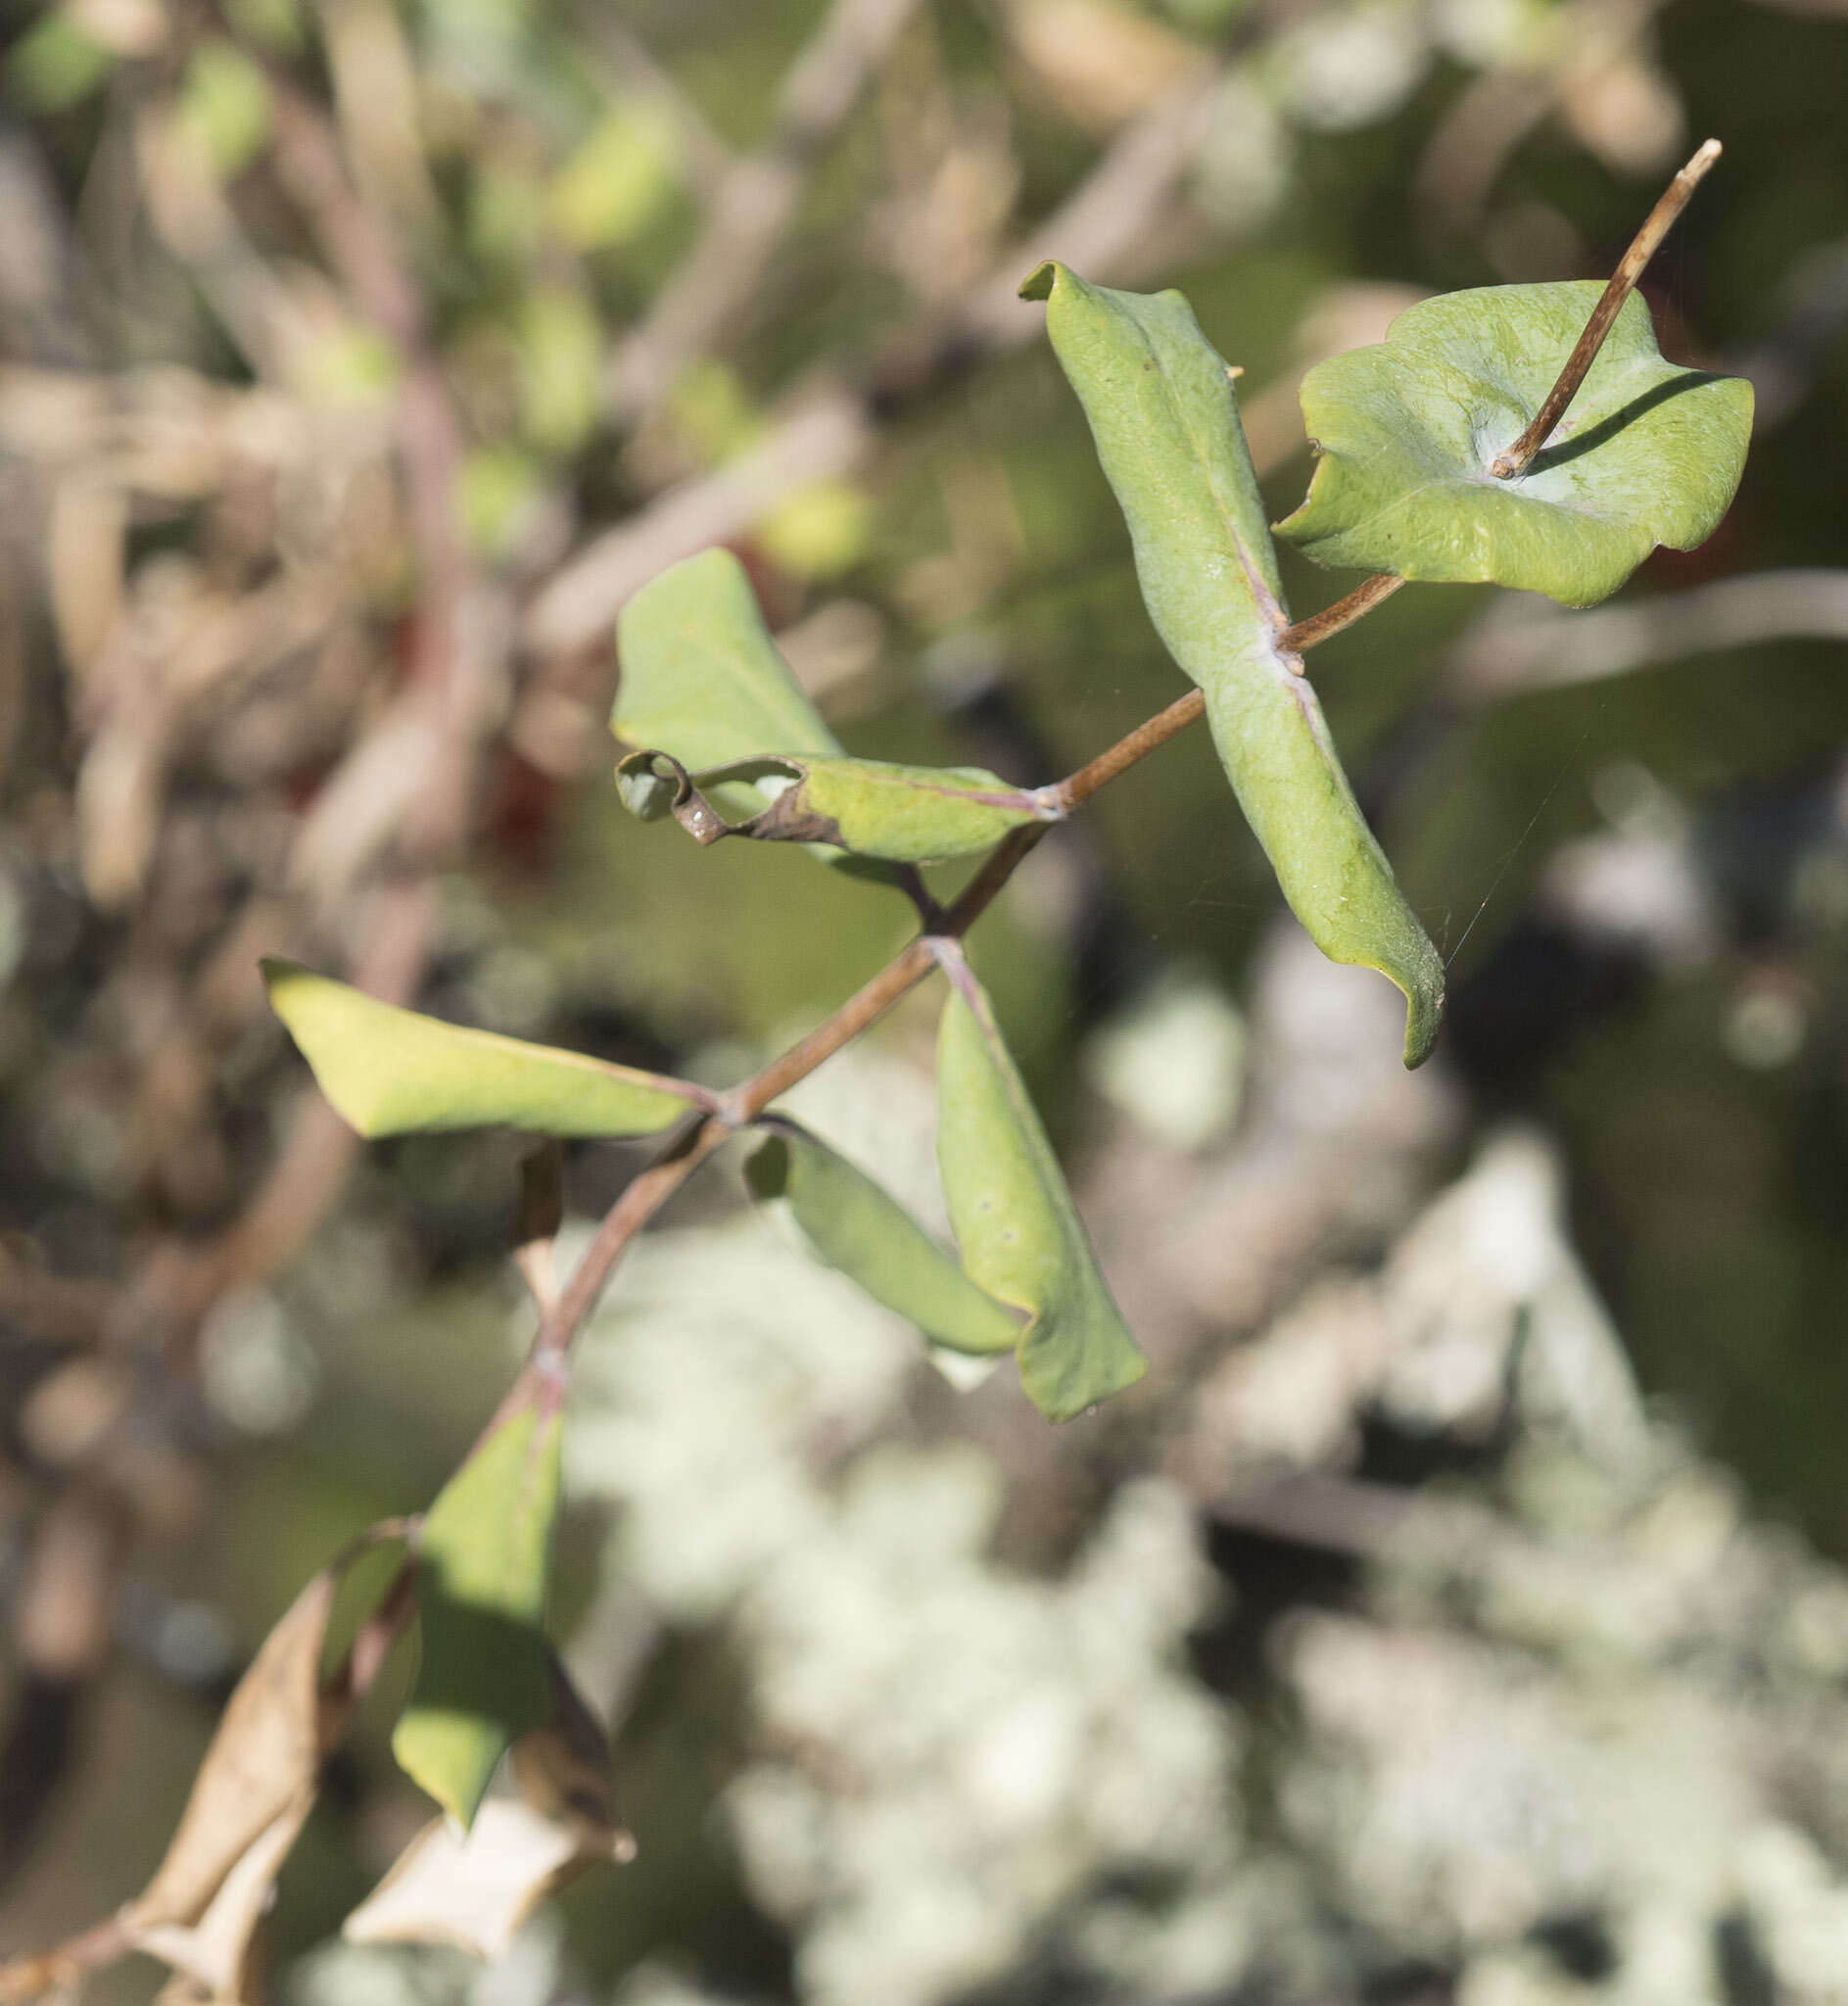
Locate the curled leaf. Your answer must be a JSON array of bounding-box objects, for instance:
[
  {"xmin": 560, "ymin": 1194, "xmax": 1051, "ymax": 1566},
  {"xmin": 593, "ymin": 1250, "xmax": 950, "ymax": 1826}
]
[
  {"xmin": 747, "ymin": 1121, "xmax": 1021, "ymax": 1357},
  {"xmin": 393, "ymin": 1380, "xmax": 564, "ymax": 1830},
  {"xmin": 612, "ymin": 547, "xmax": 839, "ymax": 801},
  {"xmin": 1273, "ymin": 282, "xmax": 1753, "ymax": 607},
  {"xmin": 936, "ymin": 967, "xmax": 1145, "ymax": 1420},
  {"xmin": 617, "ymin": 749, "xmax": 1055, "ymax": 864},
  {"xmin": 264, "ymin": 959, "xmax": 707, "ymax": 1139},
  {"xmin": 121, "ymin": 1566, "xmax": 340, "ymax": 1999},
  {"xmin": 1023, "ymin": 261, "xmax": 1443, "ymax": 1067}
]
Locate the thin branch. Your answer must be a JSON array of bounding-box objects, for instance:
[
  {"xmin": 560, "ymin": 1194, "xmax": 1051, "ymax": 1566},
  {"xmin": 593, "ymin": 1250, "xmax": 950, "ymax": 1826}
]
[
  {"xmin": 1278, "ymin": 573, "xmax": 1405, "ymax": 655},
  {"xmin": 1450, "ymin": 566, "xmax": 1848, "ymax": 702},
  {"xmin": 1054, "ymin": 689, "xmax": 1205, "ymax": 811},
  {"xmin": 1491, "ymin": 137, "xmax": 1722, "ymax": 480},
  {"xmin": 529, "ymin": 660, "xmax": 1231, "ymax": 1363},
  {"xmin": 0, "ymin": 1914, "xmax": 131, "ymax": 2004}
]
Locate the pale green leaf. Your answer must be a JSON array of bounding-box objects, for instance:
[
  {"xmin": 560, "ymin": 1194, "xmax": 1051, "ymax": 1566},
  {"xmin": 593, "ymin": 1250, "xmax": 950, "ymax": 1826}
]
[
  {"xmin": 393, "ymin": 1390, "xmax": 563, "ymax": 1830},
  {"xmin": 771, "ymin": 757, "xmax": 1050, "ymax": 861},
  {"xmin": 1023, "ymin": 261, "xmax": 1443, "ymax": 1066},
  {"xmin": 263, "ymin": 960, "xmax": 704, "ymax": 1138},
  {"xmin": 747, "ymin": 1122, "xmax": 1020, "ymax": 1356},
  {"xmin": 1273, "ymin": 282, "xmax": 1753, "ymax": 607},
  {"xmin": 936, "ymin": 974, "xmax": 1146, "ymax": 1420},
  {"xmin": 621, "ymin": 751, "xmax": 1053, "ymax": 863},
  {"xmin": 612, "ymin": 549, "xmax": 839, "ymax": 788},
  {"xmin": 177, "ymin": 40, "xmax": 272, "ymax": 178}
]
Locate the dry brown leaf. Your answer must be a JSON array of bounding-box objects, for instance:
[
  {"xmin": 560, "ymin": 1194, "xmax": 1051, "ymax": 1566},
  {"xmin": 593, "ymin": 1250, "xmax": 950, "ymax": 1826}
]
[
  {"xmin": 122, "ymin": 1568, "xmax": 335, "ymax": 1942},
  {"xmin": 344, "ymin": 1655, "xmax": 632, "ymax": 1957},
  {"xmin": 45, "ymin": 477, "xmax": 126, "ymax": 684},
  {"xmin": 131, "ymin": 1809, "xmax": 296, "ymax": 2002}
]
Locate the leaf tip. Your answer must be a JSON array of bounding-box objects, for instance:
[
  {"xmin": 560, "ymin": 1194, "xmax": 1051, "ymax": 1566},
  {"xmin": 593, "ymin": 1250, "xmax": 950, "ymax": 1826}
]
[
  {"xmin": 742, "ymin": 1130, "xmax": 790, "ymax": 1201},
  {"xmin": 1398, "ymin": 963, "xmax": 1445, "ymax": 1071},
  {"xmin": 1018, "ymin": 261, "xmax": 1058, "ymax": 303}
]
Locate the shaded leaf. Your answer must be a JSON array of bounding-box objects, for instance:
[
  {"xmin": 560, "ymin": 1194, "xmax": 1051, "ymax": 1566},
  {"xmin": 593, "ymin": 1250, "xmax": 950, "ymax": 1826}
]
[
  {"xmin": 1022, "ymin": 262, "xmax": 1443, "ymax": 1067},
  {"xmin": 936, "ymin": 969, "xmax": 1146, "ymax": 1420},
  {"xmin": 349, "ymin": 1655, "xmax": 630, "ymax": 1957},
  {"xmin": 264, "ymin": 959, "xmax": 706, "ymax": 1139},
  {"xmin": 619, "ymin": 750, "xmax": 1054, "ymax": 863},
  {"xmin": 393, "ymin": 1383, "xmax": 564, "ymax": 1830},
  {"xmin": 121, "ymin": 1566, "xmax": 340, "ymax": 2000},
  {"xmin": 747, "ymin": 1122, "xmax": 1021, "ymax": 1356},
  {"xmin": 1273, "ymin": 282, "xmax": 1753, "ymax": 607}
]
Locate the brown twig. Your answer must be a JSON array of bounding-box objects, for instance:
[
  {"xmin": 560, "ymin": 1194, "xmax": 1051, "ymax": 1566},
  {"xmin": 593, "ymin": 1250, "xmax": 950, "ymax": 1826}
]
[
  {"xmin": 1491, "ymin": 138, "xmax": 1722, "ymax": 481},
  {"xmin": 526, "ymin": 668, "xmax": 1242, "ymax": 1364},
  {"xmin": 1053, "ymin": 689, "xmax": 1206, "ymax": 811},
  {"xmin": 1278, "ymin": 574, "xmax": 1405, "ymax": 655}
]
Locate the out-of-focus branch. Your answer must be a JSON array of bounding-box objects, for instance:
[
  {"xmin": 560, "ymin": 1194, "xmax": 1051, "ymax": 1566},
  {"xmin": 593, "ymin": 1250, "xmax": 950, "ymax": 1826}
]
[
  {"xmin": 607, "ymin": 0, "xmax": 928, "ymax": 421},
  {"xmin": 572, "ymin": 7, "xmax": 735, "ymax": 199},
  {"xmin": 534, "ymin": 53, "xmax": 1236, "ymax": 659},
  {"xmin": 1450, "ymin": 569, "xmax": 1848, "ymax": 702},
  {"xmin": 953, "ymin": 60, "xmax": 1228, "ymax": 350},
  {"xmin": 1412, "ymin": 0, "xmax": 1670, "ymax": 241},
  {"xmin": 524, "ymin": 395, "xmax": 873, "ymax": 656}
]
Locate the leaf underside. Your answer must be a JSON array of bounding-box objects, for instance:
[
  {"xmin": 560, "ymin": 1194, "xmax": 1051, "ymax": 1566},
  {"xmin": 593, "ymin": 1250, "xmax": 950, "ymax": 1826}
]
[
  {"xmin": 393, "ymin": 1391, "xmax": 563, "ymax": 1829},
  {"xmin": 747, "ymin": 1122, "xmax": 1021, "ymax": 1356},
  {"xmin": 936, "ymin": 973, "xmax": 1145, "ymax": 1420},
  {"xmin": 1273, "ymin": 282, "xmax": 1753, "ymax": 607},
  {"xmin": 263, "ymin": 960, "xmax": 699, "ymax": 1139},
  {"xmin": 1024, "ymin": 260, "xmax": 1443, "ymax": 1067}
]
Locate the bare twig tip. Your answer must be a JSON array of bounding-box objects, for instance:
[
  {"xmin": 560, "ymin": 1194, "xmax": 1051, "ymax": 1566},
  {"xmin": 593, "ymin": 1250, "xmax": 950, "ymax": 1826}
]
[{"xmin": 1491, "ymin": 135, "xmax": 1726, "ymax": 480}]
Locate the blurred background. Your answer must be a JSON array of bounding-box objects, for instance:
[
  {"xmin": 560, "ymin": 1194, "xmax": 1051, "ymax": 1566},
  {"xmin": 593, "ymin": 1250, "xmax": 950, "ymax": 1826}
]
[{"xmin": 4, "ymin": 0, "xmax": 1848, "ymax": 1998}]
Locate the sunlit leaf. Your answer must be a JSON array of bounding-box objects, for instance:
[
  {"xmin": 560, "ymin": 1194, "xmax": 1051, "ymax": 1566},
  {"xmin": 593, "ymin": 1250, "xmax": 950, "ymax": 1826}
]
[
  {"xmin": 546, "ymin": 100, "xmax": 680, "ymax": 252},
  {"xmin": 936, "ymin": 970, "xmax": 1146, "ymax": 1420},
  {"xmin": 1022, "ymin": 260, "xmax": 1444, "ymax": 1067},
  {"xmin": 263, "ymin": 959, "xmax": 705, "ymax": 1139},
  {"xmin": 614, "ymin": 550, "xmax": 934, "ymax": 885},
  {"xmin": 8, "ymin": 11, "xmax": 113, "ymax": 112},
  {"xmin": 747, "ymin": 1121, "xmax": 1021, "ymax": 1356},
  {"xmin": 177, "ymin": 40, "xmax": 271, "ymax": 179},
  {"xmin": 612, "ymin": 549, "xmax": 839, "ymax": 791},
  {"xmin": 350, "ymin": 1656, "xmax": 630, "ymax": 1954},
  {"xmin": 618, "ymin": 750, "xmax": 1053, "ymax": 863},
  {"xmin": 393, "ymin": 1384, "xmax": 563, "ymax": 1830},
  {"xmin": 1273, "ymin": 283, "xmax": 1753, "ymax": 606},
  {"xmin": 517, "ymin": 287, "xmax": 604, "ymax": 457}
]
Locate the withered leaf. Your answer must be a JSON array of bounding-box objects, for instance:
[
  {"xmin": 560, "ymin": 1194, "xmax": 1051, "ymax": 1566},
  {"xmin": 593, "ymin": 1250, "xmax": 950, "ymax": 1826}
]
[
  {"xmin": 347, "ymin": 1654, "xmax": 631, "ymax": 1957},
  {"xmin": 120, "ymin": 1567, "xmax": 337, "ymax": 2000}
]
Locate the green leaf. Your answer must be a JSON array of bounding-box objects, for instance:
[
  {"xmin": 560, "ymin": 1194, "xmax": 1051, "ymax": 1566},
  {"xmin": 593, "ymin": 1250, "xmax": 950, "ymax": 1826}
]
[
  {"xmin": 1022, "ymin": 261, "xmax": 1444, "ymax": 1067},
  {"xmin": 8, "ymin": 11, "xmax": 112, "ymax": 112},
  {"xmin": 1272, "ymin": 282, "xmax": 1753, "ymax": 607},
  {"xmin": 516, "ymin": 287, "xmax": 605, "ymax": 457},
  {"xmin": 613, "ymin": 549, "xmax": 839, "ymax": 786},
  {"xmin": 747, "ymin": 1122, "xmax": 1020, "ymax": 1356},
  {"xmin": 394, "ymin": 1386, "xmax": 563, "ymax": 1829},
  {"xmin": 177, "ymin": 40, "xmax": 272, "ymax": 179},
  {"xmin": 936, "ymin": 973, "xmax": 1146, "ymax": 1420},
  {"xmin": 263, "ymin": 960, "xmax": 704, "ymax": 1138},
  {"xmin": 776, "ymin": 758, "xmax": 1050, "ymax": 861},
  {"xmin": 546, "ymin": 100, "xmax": 680, "ymax": 252},
  {"xmin": 617, "ymin": 750, "xmax": 1054, "ymax": 863}
]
